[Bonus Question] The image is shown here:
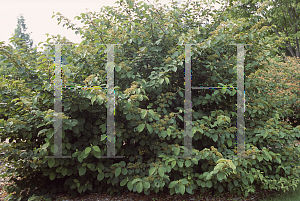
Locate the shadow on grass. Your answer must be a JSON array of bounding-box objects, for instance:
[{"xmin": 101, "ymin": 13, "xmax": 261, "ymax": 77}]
[{"xmin": 260, "ymin": 184, "xmax": 300, "ymax": 201}]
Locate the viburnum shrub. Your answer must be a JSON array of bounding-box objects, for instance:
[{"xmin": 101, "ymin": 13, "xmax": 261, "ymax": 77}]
[{"xmin": 0, "ymin": 0, "xmax": 300, "ymax": 200}]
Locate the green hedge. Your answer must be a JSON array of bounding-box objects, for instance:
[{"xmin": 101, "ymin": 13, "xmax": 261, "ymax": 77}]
[{"xmin": 0, "ymin": 0, "xmax": 300, "ymax": 200}]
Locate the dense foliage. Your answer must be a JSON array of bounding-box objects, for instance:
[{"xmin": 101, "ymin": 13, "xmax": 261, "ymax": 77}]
[
  {"xmin": 225, "ymin": 0, "xmax": 300, "ymax": 58},
  {"xmin": 0, "ymin": 0, "xmax": 300, "ymax": 200}
]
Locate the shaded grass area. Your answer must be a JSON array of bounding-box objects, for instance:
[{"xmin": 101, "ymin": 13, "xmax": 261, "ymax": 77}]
[{"xmin": 259, "ymin": 184, "xmax": 300, "ymax": 201}]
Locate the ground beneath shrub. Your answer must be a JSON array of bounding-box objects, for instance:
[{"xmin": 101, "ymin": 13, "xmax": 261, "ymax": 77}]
[
  {"xmin": 0, "ymin": 179, "xmax": 287, "ymax": 201},
  {"xmin": 0, "ymin": 160, "xmax": 295, "ymax": 201},
  {"xmin": 49, "ymin": 187, "xmax": 285, "ymax": 201},
  {"xmin": 1, "ymin": 137, "xmax": 300, "ymax": 201}
]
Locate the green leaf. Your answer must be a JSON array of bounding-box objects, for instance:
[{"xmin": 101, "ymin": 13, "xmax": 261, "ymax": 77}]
[
  {"xmin": 20, "ymin": 152, "xmax": 27, "ymax": 158},
  {"xmin": 101, "ymin": 134, "xmax": 107, "ymax": 141},
  {"xmin": 228, "ymin": 182, "xmax": 234, "ymax": 190},
  {"xmin": 262, "ymin": 149, "xmax": 272, "ymax": 161},
  {"xmin": 192, "ymin": 127, "xmax": 197, "ymax": 135},
  {"xmin": 140, "ymin": 46, "xmax": 146, "ymax": 52},
  {"xmin": 137, "ymin": 124, "xmax": 145, "ymax": 132},
  {"xmin": 61, "ymin": 168, "xmax": 68, "ymax": 176},
  {"xmin": 146, "ymin": 124, "xmax": 153, "ymax": 133},
  {"xmin": 137, "ymin": 38, "xmax": 142, "ymax": 45},
  {"xmin": 82, "ymin": 150, "xmax": 89, "ymax": 159},
  {"xmin": 249, "ymin": 174, "xmax": 254, "ymax": 184},
  {"xmin": 218, "ymin": 185, "xmax": 224, "ymax": 192},
  {"xmin": 144, "ymin": 181, "xmax": 150, "ymax": 189},
  {"xmin": 158, "ymin": 167, "xmax": 165, "ymax": 177},
  {"xmin": 177, "ymin": 160, "xmax": 183, "ymax": 168},
  {"xmin": 93, "ymin": 146, "xmax": 100, "ymax": 152},
  {"xmin": 126, "ymin": 113, "xmax": 131, "ymax": 120},
  {"xmin": 126, "ymin": 102, "xmax": 132, "ymax": 109},
  {"xmin": 212, "ymin": 134, "xmax": 218, "ymax": 142},
  {"xmin": 66, "ymin": 143, "xmax": 71, "ymax": 149},
  {"xmin": 195, "ymin": 27, "xmax": 200, "ymax": 34},
  {"xmin": 71, "ymin": 104, "xmax": 78, "ymax": 111},
  {"xmin": 77, "ymin": 117, "xmax": 85, "ymax": 125},
  {"xmin": 141, "ymin": 110, "xmax": 147, "ymax": 119},
  {"xmin": 122, "ymin": 168, "xmax": 128, "ymax": 175},
  {"xmin": 200, "ymin": 181, "xmax": 206, "ymax": 187},
  {"xmin": 158, "ymin": 78, "xmax": 164, "ymax": 84},
  {"xmin": 49, "ymin": 172, "xmax": 56, "ymax": 181},
  {"xmin": 115, "ymin": 64, "xmax": 121, "ymax": 72},
  {"xmin": 217, "ymin": 172, "xmax": 225, "ymax": 181},
  {"xmin": 257, "ymin": 156, "xmax": 263, "ymax": 162},
  {"xmin": 132, "ymin": 178, "xmax": 142, "ymax": 185},
  {"xmin": 38, "ymin": 128, "xmax": 49, "ymax": 136},
  {"xmin": 228, "ymin": 161, "xmax": 236, "ymax": 174},
  {"xmin": 231, "ymin": 89, "xmax": 236, "ymax": 96},
  {"xmin": 78, "ymin": 154, "xmax": 84, "ymax": 163},
  {"xmin": 191, "ymin": 158, "xmax": 198, "ymax": 165},
  {"xmin": 155, "ymin": 39, "xmax": 162, "ymax": 45},
  {"xmin": 242, "ymin": 178, "xmax": 248, "ymax": 185},
  {"xmin": 206, "ymin": 180, "xmax": 212, "ymax": 188},
  {"xmin": 127, "ymin": 181, "xmax": 133, "ymax": 191},
  {"xmin": 165, "ymin": 77, "xmax": 169, "ymax": 84},
  {"xmin": 177, "ymin": 115, "xmax": 183, "ymax": 122},
  {"xmin": 120, "ymin": 178, "xmax": 128, "ymax": 186},
  {"xmin": 185, "ymin": 160, "xmax": 192, "ymax": 167},
  {"xmin": 85, "ymin": 147, "xmax": 91, "ymax": 155},
  {"xmin": 179, "ymin": 184, "xmax": 185, "ymax": 195},
  {"xmin": 97, "ymin": 172, "xmax": 104, "ymax": 181},
  {"xmin": 227, "ymin": 139, "xmax": 232, "ymax": 147},
  {"xmin": 203, "ymin": 151, "xmax": 209, "ymax": 158},
  {"xmin": 181, "ymin": 178, "xmax": 189, "ymax": 185},
  {"xmin": 249, "ymin": 33, "xmax": 253, "ymax": 40},
  {"xmin": 179, "ymin": 91, "xmax": 184, "ymax": 98},
  {"xmin": 137, "ymin": 182, "xmax": 143, "ymax": 193},
  {"xmin": 174, "ymin": 147, "xmax": 180, "ymax": 156},
  {"xmin": 148, "ymin": 110, "xmax": 155, "ymax": 117},
  {"xmin": 206, "ymin": 173, "xmax": 212, "ymax": 180},
  {"xmin": 161, "ymin": 131, "xmax": 167, "ymax": 138},
  {"xmin": 149, "ymin": 167, "xmax": 157, "ymax": 176},
  {"xmin": 171, "ymin": 160, "xmax": 176, "ymax": 168},
  {"xmin": 115, "ymin": 167, "xmax": 122, "ymax": 177},
  {"xmin": 262, "ymin": 130, "xmax": 268, "ymax": 139},
  {"xmin": 186, "ymin": 186, "xmax": 193, "ymax": 194},
  {"xmin": 167, "ymin": 128, "xmax": 171, "ymax": 136},
  {"xmin": 233, "ymin": 180, "xmax": 238, "ymax": 186},
  {"xmin": 138, "ymin": 94, "xmax": 143, "ymax": 101},
  {"xmin": 79, "ymin": 166, "xmax": 86, "ymax": 176},
  {"xmin": 215, "ymin": 163, "xmax": 225, "ymax": 171},
  {"xmin": 169, "ymin": 181, "xmax": 178, "ymax": 188},
  {"xmin": 48, "ymin": 158, "xmax": 55, "ymax": 168}
]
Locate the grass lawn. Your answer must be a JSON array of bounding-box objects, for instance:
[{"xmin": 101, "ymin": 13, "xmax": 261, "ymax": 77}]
[{"xmin": 260, "ymin": 184, "xmax": 300, "ymax": 201}]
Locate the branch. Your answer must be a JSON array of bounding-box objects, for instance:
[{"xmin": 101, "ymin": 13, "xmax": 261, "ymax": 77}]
[
  {"xmin": 282, "ymin": 4, "xmax": 294, "ymax": 28},
  {"xmin": 89, "ymin": 15, "xmax": 106, "ymax": 45},
  {"xmin": 295, "ymin": 37, "xmax": 300, "ymax": 58},
  {"xmin": 150, "ymin": 23, "xmax": 155, "ymax": 44},
  {"xmin": 271, "ymin": 26, "xmax": 295, "ymax": 58},
  {"xmin": 287, "ymin": 3, "xmax": 296, "ymax": 21},
  {"xmin": 145, "ymin": 0, "xmax": 168, "ymax": 35}
]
